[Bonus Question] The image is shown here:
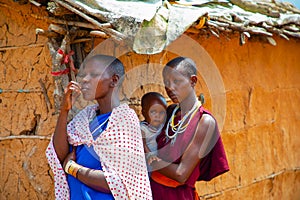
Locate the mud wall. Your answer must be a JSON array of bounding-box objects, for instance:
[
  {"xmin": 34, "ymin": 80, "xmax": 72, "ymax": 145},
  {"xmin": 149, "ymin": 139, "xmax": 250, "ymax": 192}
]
[
  {"xmin": 0, "ymin": 1, "xmax": 55, "ymax": 199},
  {"xmin": 0, "ymin": 0, "xmax": 299, "ymax": 199}
]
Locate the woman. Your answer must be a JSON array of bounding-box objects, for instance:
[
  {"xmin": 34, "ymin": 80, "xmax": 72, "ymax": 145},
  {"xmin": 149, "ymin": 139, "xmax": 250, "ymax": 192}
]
[
  {"xmin": 150, "ymin": 57, "xmax": 229, "ymax": 199},
  {"xmin": 46, "ymin": 54, "xmax": 152, "ymax": 199}
]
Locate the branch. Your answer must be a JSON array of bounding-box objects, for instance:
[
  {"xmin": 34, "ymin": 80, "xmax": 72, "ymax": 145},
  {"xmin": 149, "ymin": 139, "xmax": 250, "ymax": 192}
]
[{"xmin": 53, "ymin": 0, "xmax": 125, "ymax": 41}]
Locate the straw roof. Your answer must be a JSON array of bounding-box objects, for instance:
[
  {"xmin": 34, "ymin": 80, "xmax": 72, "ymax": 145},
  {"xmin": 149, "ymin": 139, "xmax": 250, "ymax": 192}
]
[{"xmin": 27, "ymin": 0, "xmax": 300, "ymax": 53}]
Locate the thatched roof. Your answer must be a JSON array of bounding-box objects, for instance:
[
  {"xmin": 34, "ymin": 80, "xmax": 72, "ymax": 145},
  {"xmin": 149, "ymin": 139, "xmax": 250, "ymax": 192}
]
[{"xmin": 26, "ymin": 0, "xmax": 300, "ymax": 54}]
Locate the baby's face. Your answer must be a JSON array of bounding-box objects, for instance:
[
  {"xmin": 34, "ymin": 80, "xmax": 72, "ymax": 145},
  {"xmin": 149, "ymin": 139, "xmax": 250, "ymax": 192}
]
[{"xmin": 148, "ymin": 103, "xmax": 166, "ymax": 128}]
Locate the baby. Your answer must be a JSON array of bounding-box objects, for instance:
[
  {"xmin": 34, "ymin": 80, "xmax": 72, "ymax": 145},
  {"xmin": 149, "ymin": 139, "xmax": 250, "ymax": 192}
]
[{"xmin": 140, "ymin": 92, "xmax": 167, "ymax": 166}]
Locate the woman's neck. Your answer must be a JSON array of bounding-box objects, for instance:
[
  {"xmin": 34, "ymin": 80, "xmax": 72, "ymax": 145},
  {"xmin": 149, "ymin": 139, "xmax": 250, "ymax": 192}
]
[
  {"xmin": 179, "ymin": 93, "xmax": 198, "ymax": 115},
  {"xmin": 96, "ymin": 96, "xmax": 120, "ymax": 114}
]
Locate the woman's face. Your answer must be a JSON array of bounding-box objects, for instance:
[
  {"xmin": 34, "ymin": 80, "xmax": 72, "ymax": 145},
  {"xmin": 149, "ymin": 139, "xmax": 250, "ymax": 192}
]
[
  {"xmin": 79, "ymin": 59, "xmax": 112, "ymax": 101},
  {"xmin": 163, "ymin": 67, "xmax": 193, "ymax": 103}
]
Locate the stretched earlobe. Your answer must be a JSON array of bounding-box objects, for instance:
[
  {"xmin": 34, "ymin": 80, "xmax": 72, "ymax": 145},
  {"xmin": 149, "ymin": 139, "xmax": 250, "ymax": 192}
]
[
  {"xmin": 190, "ymin": 75, "xmax": 197, "ymax": 86},
  {"xmin": 111, "ymin": 74, "xmax": 120, "ymax": 87}
]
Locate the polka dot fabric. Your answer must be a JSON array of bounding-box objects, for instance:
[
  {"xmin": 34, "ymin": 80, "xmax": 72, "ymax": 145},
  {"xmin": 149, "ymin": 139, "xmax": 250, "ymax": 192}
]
[
  {"xmin": 45, "ymin": 104, "xmax": 152, "ymax": 199},
  {"xmin": 46, "ymin": 140, "xmax": 70, "ymax": 199},
  {"xmin": 94, "ymin": 105, "xmax": 152, "ymax": 199}
]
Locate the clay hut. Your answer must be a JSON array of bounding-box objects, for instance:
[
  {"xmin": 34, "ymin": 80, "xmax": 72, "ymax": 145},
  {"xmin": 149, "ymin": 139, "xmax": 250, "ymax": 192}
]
[{"xmin": 0, "ymin": 0, "xmax": 299, "ymax": 199}]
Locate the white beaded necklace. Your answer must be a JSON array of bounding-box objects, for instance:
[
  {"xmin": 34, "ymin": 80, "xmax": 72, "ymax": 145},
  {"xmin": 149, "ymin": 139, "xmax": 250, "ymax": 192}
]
[
  {"xmin": 165, "ymin": 101, "xmax": 201, "ymax": 145},
  {"xmin": 91, "ymin": 117, "xmax": 110, "ymax": 135}
]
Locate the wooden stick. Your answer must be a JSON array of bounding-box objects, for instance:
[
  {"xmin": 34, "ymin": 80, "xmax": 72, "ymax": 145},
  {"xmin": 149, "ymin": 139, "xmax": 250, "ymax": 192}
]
[
  {"xmin": 53, "ymin": 0, "xmax": 125, "ymax": 41},
  {"xmin": 47, "ymin": 1, "xmax": 74, "ymax": 16},
  {"xmin": 71, "ymin": 38, "xmax": 92, "ymax": 44},
  {"xmin": 0, "ymin": 135, "xmax": 51, "ymax": 141},
  {"xmin": 273, "ymin": 1, "xmax": 300, "ymax": 14},
  {"xmin": 29, "ymin": 0, "xmax": 41, "ymax": 7},
  {"xmin": 49, "ymin": 24, "xmax": 67, "ymax": 35},
  {"xmin": 49, "ymin": 17, "xmax": 112, "ymax": 29},
  {"xmin": 230, "ymin": 0, "xmax": 280, "ymax": 18},
  {"xmin": 209, "ymin": 18, "xmax": 273, "ymax": 37},
  {"xmin": 0, "ymin": 43, "xmax": 44, "ymax": 51},
  {"xmin": 90, "ymin": 30, "xmax": 109, "ymax": 38},
  {"xmin": 63, "ymin": 0, "xmax": 110, "ymax": 22},
  {"xmin": 75, "ymin": 43, "xmax": 83, "ymax": 69},
  {"xmin": 261, "ymin": 24, "xmax": 290, "ymax": 40},
  {"xmin": 31, "ymin": 14, "xmax": 112, "ymax": 29},
  {"xmin": 64, "ymin": 26, "xmax": 78, "ymax": 81},
  {"xmin": 283, "ymin": 30, "xmax": 300, "ymax": 38},
  {"xmin": 36, "ymin": 28, "xmax": 60, "ymax": 38},
  {"xmin": 39, "ymin": 78, "xmax": 52, "ymax": 112}
]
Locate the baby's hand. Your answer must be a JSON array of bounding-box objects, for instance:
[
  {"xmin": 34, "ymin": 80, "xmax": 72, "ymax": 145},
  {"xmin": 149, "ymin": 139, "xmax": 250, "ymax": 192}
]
[{"xmin": 147, "ymin": 155, "xmax": 161, "ymax": 165}]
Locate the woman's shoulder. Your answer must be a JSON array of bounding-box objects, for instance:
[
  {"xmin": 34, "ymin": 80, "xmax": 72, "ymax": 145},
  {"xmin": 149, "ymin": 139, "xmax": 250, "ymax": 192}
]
[
  {"xmin": 71, "ymin": 104, "xmax": 97, "ymax": 122},
  {"xmin": 111, "ymin": 103, "xmax": 139, "ymax": 120},
  {"xmin": 200, "ymin": 113, "xmax": 215, "ymax": 124}
]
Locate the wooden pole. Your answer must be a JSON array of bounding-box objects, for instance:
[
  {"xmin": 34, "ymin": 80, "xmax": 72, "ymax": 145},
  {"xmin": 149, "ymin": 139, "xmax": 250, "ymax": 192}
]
[
  {"xmin": 0, "ymin": 44, "xmax": 44, "ymax": 51},
  {"xmin": 53, "ymin": 0, "xmax": 125, "ymax": 41}
]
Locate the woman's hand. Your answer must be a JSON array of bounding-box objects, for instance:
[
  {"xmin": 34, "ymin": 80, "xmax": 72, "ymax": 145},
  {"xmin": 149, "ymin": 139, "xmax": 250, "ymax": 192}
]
[
  {"xmin": 62, "ymin": 146, "xmax": 111, "ymax": 192},
  {"xmin": 53, "ymin": 82, "xmax": 80, "ymax": 163},
  {"xmin": 61, "ymin": 81, "xmax": 81, "ymax": 112},
  {"xmin": 63, "ymin": 146, "xmax": 77, "ymax": 170}
]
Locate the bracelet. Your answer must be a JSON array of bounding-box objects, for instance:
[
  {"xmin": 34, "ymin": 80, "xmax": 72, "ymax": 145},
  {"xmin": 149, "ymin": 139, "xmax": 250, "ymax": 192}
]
[
  {"xmin": 73, "ymin": 165, "xmax": 81, "ymax": 178},
  {"xmin": 68, "ymin": 162, "xmax": 77, "ymax": 177},
  {"xmin": 64, "ymin": 160, "xmax": 74, "ymax": 173},
  {"xmin": 64, "ymin": 160, "xmax": 82, "ymax": 178}
]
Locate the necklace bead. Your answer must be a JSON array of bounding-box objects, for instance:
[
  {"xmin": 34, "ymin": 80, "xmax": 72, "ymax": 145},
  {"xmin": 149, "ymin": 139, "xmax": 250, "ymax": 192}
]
[{"xmin": 165, "ymin": 101, "xmax": 201, "ymax": 144}]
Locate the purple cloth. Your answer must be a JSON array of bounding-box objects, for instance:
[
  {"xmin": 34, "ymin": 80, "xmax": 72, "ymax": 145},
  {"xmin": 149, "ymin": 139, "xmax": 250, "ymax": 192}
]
[{"xmin": 151, "ymin": 106, "xmax": 229, "ymax": 199}]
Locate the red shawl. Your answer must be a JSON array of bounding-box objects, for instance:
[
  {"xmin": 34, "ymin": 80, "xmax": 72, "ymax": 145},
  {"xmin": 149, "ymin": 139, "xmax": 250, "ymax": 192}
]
[{"xmin": 151, "ymin": 105, "xmax": 229, "ymax": 199}]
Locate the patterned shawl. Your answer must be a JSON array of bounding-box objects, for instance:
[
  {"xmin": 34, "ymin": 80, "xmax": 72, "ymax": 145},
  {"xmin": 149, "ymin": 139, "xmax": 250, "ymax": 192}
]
[{"xmin": 46, "ymin": 103, "xmax": 152, "ymax": 200}]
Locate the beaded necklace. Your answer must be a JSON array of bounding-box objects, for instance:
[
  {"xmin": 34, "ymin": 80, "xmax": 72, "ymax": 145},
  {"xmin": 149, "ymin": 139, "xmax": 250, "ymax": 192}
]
[
  {"xmin": 165, "ymin": 101, "xmax": 201, "ymax": 145},
  {"xmin": 91, "ymin": 117, "xmax": 110, "ymax": 135}
]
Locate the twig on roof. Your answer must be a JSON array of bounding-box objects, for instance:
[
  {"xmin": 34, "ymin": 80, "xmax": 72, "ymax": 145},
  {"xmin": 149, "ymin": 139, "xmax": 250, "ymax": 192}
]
[
  {"xmin": 276, "ymin": 15, "xmax": 300, "ymax": 26},
  {"xmin": 282, "ymin": 30, "xmax": 300, "ymax": 38},
  {"xmin": 29, "ymin": 0, "xmax": 40, "ymax": 7},
  {"xmin": 36, "ymin": 28, "xmax": 60, "ymax": 38},
  {"xmin": 53, "ymin": 0, "xmax": 125, "ymax": 41},
  {"xmin": 261, "ymin": 23, "xmax": 290, "ymax": 40},
  {"xmin": 90, "ymin": 30, "xmax": 109, "ymax": 38},
  {"xmin": 283, "ymin": 25, "xmax": 300, "ymax": 32},
  {"xmin": 48, "ymin": 18, "xmax": 112, "ymax": 29},
  {"xmin": 273, "ymin": 1, "xmax": 300, "ymax": 14},
  {"xmin": 210, "ymin": 17, "xmax": 273, "ymax": 37},
  {"xmin": 207, "ymin": 20, "xmax": 229, "ymax": 28},
  {"xmin": 71, "ymin": 38, "xmax": 92, "ymax": 44},
  {"xmin": 209, "ymin": 28, "xmax": 219, "ymax": 38},
  {"xmin": 63, "ymin": 0, "xmax": 110, "ymax": 22},
  {"xmin": 49, "ymin": 24, "xmax": 67, "ymax": 35},
  {"xmin": 230, "ymin": 0, "xmax": 280, "ymax": 18},
  {"xmin": 31, "ymin": 14, "xmax": 112, "ymax": 30},
  {"xmin": 48, "ymin": 1, "xmax": 73, "ymax": 16}
]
